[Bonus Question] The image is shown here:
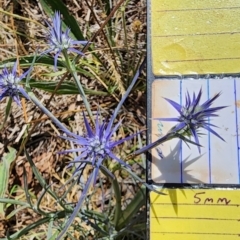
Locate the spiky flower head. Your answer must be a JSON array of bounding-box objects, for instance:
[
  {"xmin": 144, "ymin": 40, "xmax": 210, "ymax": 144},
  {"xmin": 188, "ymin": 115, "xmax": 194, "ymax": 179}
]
[
  {"xmin": 0, "ymin": 61, "xmax": 30, "ymax": 106},
  {"xmin": 155, "ymin": 88, "xmax": 227, "ymax": 152},
  {"xmin": 61, "ymin": 112, "xmax": 135, "ymax": 185},
  {"xmin": 43, "ymin": 11, "xmax": 88, "ymax": 69}
]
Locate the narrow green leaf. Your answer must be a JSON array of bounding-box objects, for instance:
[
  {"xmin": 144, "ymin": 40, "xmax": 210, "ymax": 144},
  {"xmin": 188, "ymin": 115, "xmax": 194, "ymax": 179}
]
[
  {"xmin": 22, "ymin": 168, "xmax": 32, "ymax": 208},
  {"xmin": 6, "ymin": 205, "xmax": 28, "ymax": 220},
  {"xmin": 0, "ymin": 198, "xmax": 30, "ymax": 207},
  {"xmin": 36, "ymin": 187, "xmax": 51, "ymax": 216},
  {"xmin": 25, "ymin": 79, "xmax": 108, "ymax": 96},
  {"xmin": 0, "ymin": 55, "xmax": 65, "ymax": 68},
  {"xmin": 100, "ymin": 168, "xmax": 122, "ymax": 228},
  {"xmin": 0, "ymin": 147, "xmax": 16, "ymax": 218},
  {"xmin": 81, "ymin": 209, "xmax": 108, "ymax": 222},
  {"xmin": 25, "ymin": 51, "xmax": 38, "ymax": 89},
  {"xmin": 0, "ymin": 56, "xmax": 94, "ymax": 78},
  {"xmin": 49, "ymin": 230, "xmax": 59, "ymax": 240},
  {"xmin": 116, "ymin": 185, "xmax": 146, "ymax": 230}
]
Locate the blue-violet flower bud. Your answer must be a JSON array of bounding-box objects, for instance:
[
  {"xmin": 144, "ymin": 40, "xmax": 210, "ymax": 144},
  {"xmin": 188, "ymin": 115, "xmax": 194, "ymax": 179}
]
[
  {"xmin": 42, "ymin": 11, "xmax": 88, "ymax": 69},
  {"xmin": 0, "ymin": 61, "xmax": 30, "ymax": 106}
]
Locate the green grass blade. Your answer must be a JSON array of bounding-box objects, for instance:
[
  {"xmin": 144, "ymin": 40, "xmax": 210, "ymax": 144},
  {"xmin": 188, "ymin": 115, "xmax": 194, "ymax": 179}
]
[
  {"xmin": 48, "ymin": 230, "xmax": 58, "ymax": 240},
  {"xmin": 0, "ymin": 56, "xmax": 94, "ymax": 78},
  {"xmin": 6, "ymin": 205, "xmax": 29, "ymax": 220},
  {"xmin": 0, "ymin": 56, "xmax": 65, "ymax": 68},
  {"xmin": 0, "ymin": 198, "xmax": 30, "ymax": 207},
  {"xmin": 100, "ymin": 167, "xmax": 122, "ymax": 228},
  {"xmin": 26, "ymin": 80, "xmax": 108, "ymax": 96},
  {"xmin": 0, "ymin": 147, "xmax": 16, "ymax": 218},
  {"xmin": 116, "ymin": 185, "xmax": 145, "ymax": 230},
  {"xmin": 22, "ymin": 167, "xmax": 34, "ymax": 209}
]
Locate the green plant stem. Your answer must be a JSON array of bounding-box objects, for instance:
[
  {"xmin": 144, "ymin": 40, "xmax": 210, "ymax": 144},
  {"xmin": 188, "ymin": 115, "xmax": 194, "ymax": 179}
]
[
  {"xmin": 100, "ymin": 167, "xmax": 122, "ymax": 228},
  {"xmin": 62, "ymin": 51, "xmax": 94, "ymax": 124}
]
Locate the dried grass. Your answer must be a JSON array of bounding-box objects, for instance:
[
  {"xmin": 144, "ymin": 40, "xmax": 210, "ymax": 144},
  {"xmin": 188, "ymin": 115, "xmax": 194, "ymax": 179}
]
[{"xmin": 0, "ymin": 0, "xmax": 146, "ymax": 238}]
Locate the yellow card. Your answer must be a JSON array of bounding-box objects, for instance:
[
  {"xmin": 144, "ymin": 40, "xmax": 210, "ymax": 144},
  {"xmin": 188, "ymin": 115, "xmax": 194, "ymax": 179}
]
[
  {"xmin": 151, "ymin": 0, "xmax": 240, "ymax": 75},
  {"xmin": 150, "ymin": 189, "xmax": 240, "ymax": 239}
]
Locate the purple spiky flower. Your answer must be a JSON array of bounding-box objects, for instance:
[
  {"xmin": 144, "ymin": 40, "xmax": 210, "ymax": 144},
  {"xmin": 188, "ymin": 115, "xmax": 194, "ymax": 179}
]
[
  {"xmin": 61, "ymin": 112, "xmax": 135, "ymax": 185},
  {"xmin": 0, "ymin": 61, "xmax": 30, "ymax": 106},
  {"xmin": 156, "ymin": 88, "xmax": 227, "ymax": 152},
  {"xmin": 42, "ymin": 11, "xmax": 88, "ymax": 69}
]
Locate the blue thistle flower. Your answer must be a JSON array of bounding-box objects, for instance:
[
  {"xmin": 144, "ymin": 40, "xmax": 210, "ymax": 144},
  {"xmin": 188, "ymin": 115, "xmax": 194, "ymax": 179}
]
[
  {"xmin": 0, "ymin": 61, "xmax": 30, "ymax": 106},
  {"xmin": 60, "ymin": 112, "xmax": 136, "ymax": 185},
  {"xmin": 42, "ymin": 11, "xmax": 88, "ymax": 69},
  {"xmin": 156, "ymin": 88, "xmax": 227, "ymax": 152}
]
